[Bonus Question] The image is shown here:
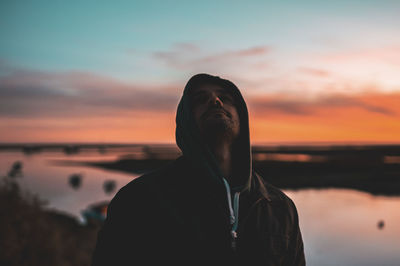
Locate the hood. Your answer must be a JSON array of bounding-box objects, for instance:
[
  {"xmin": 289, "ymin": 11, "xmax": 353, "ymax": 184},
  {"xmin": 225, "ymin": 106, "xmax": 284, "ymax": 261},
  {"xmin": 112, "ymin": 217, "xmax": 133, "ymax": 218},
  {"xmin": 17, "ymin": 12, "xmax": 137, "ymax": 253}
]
[{"xmin": 175, "ymin": 73, "xmax": 252, "ymax": 193}]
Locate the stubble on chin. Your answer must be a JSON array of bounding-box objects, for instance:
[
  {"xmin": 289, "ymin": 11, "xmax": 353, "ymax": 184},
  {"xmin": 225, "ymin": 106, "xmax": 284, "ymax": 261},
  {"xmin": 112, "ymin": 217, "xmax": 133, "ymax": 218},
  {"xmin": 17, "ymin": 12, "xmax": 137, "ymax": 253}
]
[{"xmin": 200, "ymin": 117, "xmax": 238, "ymax": 142}]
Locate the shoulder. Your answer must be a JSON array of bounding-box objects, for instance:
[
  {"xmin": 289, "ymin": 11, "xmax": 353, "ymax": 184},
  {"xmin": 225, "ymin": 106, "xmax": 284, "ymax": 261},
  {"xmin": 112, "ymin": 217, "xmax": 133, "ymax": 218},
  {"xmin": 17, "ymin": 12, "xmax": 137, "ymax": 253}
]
[
  {"xmin": 254, "ymin": 171, "xmax": 300, "ymax": 221},
  {"xmin": 103, "ymin": 158, "xmax": 183, "ymax": 223},
  {"xmin": 111, "ymin": 157, "xmax": 185, "ymax": 204}
]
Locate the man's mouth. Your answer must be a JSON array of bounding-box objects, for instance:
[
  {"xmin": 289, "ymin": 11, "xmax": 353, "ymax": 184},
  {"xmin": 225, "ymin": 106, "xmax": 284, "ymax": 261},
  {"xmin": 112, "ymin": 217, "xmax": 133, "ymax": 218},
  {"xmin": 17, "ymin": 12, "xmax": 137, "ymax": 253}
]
[{"xmin": 203, "ymin": 108, "xmax": 230, "ymax": 119}]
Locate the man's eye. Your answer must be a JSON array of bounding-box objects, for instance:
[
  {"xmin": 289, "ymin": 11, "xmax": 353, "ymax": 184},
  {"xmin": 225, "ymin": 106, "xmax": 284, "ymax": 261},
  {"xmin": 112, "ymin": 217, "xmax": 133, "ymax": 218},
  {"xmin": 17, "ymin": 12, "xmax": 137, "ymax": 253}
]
[
  {"xmin": 194, "ymin": 95, "xmax": 208, "ymax": 103},
  {"xmin": 220, "ymin": 95, "xmax": 233, "ymax": 103}
]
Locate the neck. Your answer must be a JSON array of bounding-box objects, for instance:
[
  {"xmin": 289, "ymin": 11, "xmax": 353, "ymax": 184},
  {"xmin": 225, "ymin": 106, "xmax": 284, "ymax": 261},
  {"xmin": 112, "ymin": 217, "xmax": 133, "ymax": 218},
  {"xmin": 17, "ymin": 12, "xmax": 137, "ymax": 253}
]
[{"xmin": 206, "ymin": 135, "xmax": 234, "ymax": 179}]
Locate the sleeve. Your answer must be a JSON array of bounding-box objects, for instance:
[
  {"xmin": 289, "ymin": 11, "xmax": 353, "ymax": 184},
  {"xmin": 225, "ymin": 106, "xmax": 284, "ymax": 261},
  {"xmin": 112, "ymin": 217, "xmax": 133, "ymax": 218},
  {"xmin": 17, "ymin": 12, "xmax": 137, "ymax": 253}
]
[{"xmin": 285, "ymin": 198, "xmax": 306, "ymax": 266}]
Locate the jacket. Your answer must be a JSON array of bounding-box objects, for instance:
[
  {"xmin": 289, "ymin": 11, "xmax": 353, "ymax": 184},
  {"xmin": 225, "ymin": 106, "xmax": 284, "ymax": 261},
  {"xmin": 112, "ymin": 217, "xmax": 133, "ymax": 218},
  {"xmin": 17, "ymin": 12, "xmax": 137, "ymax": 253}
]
[{"xmin": 91, "ymin": 74, "xmax": 305, "ymax": 265}]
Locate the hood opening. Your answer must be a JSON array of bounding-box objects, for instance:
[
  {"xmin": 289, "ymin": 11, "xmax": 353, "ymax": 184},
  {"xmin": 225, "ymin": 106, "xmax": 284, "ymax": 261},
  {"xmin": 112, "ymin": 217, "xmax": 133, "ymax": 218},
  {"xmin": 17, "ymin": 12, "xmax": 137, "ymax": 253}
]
[{"xmin": 175, "ymin": 73, "xmax": 252, "ymax": 192}]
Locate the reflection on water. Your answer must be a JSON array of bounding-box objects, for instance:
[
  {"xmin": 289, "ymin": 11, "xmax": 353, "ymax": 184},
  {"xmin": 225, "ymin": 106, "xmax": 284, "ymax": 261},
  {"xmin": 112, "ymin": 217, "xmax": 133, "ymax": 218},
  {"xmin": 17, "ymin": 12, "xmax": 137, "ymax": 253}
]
[
  {"xmin": 385, "ymin": 156, "xmax": 400, "ymax": 164},
  {"xmin": 253, "ymin": 153, "xmax": 327, "ymax": 162},
  {"xmin": 286, "ymin": 189, "xmax": 400, "ymax": 266},
  {"xmin": 0, "ymin": 150, "xmax": 136, "ymax": 221},
  {"xmin": 1, "ymin": 150, "xmax": 400, "ymax": 265}
]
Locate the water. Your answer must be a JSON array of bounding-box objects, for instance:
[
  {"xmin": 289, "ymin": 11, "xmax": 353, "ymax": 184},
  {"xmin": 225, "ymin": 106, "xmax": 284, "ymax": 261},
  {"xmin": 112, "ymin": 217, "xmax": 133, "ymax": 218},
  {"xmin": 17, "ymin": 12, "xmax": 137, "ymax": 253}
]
[
  {"xmin": 1, "ymin": 149, "xmax": 400, "ymax": 265},
  {"xmin": 286, "ymin": 189, "xmax": 400, "ymax": 266},
  {"xmin": 0, "ymin": 148, "xmax": 140, "ymax": 221}
]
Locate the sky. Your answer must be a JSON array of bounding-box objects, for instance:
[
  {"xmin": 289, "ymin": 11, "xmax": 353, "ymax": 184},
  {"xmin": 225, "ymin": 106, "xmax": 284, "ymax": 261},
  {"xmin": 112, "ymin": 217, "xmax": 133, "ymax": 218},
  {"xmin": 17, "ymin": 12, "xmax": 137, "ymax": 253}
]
[{"xmin": 1, "ymin": 0, "xmax": 400, "ymax": 144}]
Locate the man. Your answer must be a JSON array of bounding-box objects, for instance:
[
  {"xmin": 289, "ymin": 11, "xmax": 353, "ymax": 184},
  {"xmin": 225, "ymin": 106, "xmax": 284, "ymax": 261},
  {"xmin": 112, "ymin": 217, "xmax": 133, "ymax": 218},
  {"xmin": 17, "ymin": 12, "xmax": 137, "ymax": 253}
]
[{"xmin": 91, "ymin": 74, "xmax": 305, "ymax": 265}]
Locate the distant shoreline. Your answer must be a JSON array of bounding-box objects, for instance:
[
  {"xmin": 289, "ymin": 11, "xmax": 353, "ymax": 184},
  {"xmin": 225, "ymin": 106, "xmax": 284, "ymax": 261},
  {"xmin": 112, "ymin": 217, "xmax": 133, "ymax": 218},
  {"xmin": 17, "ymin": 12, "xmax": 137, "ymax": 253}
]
[
  {"xmin": 2, "ymin": 142, "xmax": 400, "ymax": 153},
  {"xmin": 2, "ymin": 141, "xmax": 400, "ymax": 150},
  {"xmin": 3, "ymin": 143, "xmax": 400, "ymax": 196},
  {"xmin": 77, "ymin": 150, "xmax": 400, "ymax": 197}
]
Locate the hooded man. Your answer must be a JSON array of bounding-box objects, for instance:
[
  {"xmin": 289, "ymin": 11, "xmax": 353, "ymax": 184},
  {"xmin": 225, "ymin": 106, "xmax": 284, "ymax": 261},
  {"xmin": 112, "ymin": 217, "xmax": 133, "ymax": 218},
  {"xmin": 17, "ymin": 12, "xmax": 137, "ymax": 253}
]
[{"xmin": 91, "ymin": 74, "xmax": 305, "ymax": 266}]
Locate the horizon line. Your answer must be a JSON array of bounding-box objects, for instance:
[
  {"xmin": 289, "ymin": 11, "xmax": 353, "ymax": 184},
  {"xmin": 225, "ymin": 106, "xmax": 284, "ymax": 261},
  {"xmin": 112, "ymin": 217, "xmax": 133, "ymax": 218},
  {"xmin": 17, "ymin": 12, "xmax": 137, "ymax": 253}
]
[{"xmin": 1, "ymin": 140, "xmax": 400, "ymax": 147}]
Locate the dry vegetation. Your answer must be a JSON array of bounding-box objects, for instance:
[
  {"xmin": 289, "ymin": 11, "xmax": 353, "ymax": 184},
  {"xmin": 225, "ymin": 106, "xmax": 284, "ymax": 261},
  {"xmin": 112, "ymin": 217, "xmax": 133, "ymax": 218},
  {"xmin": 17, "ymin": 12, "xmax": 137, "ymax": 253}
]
[{"xmin": 0, "ymin": 176, "xmax": 100, "ymax": 266}]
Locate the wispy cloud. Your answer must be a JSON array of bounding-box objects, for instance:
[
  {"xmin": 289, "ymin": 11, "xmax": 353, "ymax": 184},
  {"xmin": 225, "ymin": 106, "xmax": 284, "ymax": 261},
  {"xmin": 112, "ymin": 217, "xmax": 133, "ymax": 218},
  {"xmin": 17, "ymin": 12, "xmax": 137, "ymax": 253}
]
[
  {"xmin": 0, "ymin": 67, "xmax": 180, "ymax": 118},
  {"xmin": 297, "ymin": 67, "xmax": 330, "ymax": 77},
  {"xmin": 194, "ymin": 46, "xmax": 270, "ymax": 64},
  {"xmin": 305, "ymin": 45, "xmax": 400, "ymax": 92},
  {"xmin": 153, "ymin": 44, "xmax": 271, "ymax": 71},
  {"xmin": 249, "ymin": 92, "xmax": 398, "ymax": 116},
  {"xmin": 319, "ymin": 45, "xmax": 400, "ymax": 66}
]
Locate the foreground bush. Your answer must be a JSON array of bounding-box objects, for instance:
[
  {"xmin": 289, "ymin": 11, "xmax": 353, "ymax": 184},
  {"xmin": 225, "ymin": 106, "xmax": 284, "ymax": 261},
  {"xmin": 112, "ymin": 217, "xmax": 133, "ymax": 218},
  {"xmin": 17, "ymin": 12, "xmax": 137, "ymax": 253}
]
[{"xmin": 0, "ymin": 177, "xmax": 100, "ymax": 266}]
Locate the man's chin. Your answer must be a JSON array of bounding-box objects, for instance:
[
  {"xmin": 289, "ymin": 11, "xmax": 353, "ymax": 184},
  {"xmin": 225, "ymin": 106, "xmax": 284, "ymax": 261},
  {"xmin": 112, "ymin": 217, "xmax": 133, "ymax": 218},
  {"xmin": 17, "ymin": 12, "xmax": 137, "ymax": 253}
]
[
  {"xmin": 204, "ymin": 118, "xmax": 229, "ymax": 128},
  {"xmin": 202, "ymin": 120, "xmax": 236, "ymax": 138}
]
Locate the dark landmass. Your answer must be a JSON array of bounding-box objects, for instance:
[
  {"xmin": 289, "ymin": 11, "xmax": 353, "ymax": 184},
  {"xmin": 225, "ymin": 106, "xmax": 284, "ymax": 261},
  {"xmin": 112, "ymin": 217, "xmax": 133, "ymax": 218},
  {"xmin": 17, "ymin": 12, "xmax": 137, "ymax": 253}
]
[{"xmin": 72, "ymin": 144, "xmax": 400, "ymax": 196}]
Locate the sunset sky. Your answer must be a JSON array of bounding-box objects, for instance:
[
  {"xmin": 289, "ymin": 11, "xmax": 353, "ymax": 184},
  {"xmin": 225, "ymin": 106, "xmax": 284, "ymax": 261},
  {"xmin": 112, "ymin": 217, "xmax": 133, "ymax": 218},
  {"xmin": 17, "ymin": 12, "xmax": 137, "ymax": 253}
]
[{"xmin": 1, "ymin": 0, "xmax": 400, "ymax": 144}]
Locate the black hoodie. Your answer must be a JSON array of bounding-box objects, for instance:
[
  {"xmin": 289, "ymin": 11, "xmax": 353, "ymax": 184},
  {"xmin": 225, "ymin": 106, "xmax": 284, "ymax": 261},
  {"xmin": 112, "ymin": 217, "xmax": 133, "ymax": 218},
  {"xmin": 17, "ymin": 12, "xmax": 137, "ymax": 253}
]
[{"xmin": 92, "ymin": 74, "xmax": 305, "ymax": 266}]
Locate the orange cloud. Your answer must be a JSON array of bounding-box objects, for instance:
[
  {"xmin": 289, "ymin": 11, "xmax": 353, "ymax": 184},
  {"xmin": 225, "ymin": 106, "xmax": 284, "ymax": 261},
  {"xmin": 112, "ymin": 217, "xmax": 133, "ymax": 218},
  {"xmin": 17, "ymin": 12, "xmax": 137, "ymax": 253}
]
[
  {"xmin": 249, "ymin": 92, "xmax": 398, "ymax": 116},
  {"xmin": 249, "ymin": 92, "xmax": 400, "ymax": 144},
  {"xmin": 297, "ymin": 67, "xmax": 330, "ymax": 77}
]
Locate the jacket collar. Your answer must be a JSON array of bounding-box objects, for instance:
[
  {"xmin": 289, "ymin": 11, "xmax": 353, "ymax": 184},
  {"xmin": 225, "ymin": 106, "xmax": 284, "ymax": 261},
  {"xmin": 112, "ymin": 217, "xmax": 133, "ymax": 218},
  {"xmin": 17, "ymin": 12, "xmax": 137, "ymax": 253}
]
[{"xmin": 248, "ymin": 171, "xmax": 273, "ymax": 202}]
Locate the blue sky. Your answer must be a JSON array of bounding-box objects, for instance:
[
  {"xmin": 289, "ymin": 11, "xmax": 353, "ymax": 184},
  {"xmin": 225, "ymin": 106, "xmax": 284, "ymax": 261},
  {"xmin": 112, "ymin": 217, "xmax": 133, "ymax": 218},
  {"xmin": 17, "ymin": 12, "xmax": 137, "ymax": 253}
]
[
  {"xmin": 1, "ymin": 1, "xmax": 400, "ymax": 143},
  {"xmin": 2, "ymin": 0, "xmax": 399, "ymax": 82}
]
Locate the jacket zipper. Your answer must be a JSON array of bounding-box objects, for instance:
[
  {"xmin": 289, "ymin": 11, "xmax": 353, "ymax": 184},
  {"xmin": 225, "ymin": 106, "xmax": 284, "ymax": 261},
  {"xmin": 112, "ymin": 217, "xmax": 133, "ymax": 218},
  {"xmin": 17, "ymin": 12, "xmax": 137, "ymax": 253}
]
[
  {"xmin": 230, "ymin": 192, "xmax": 240, "ymax": 250},
  {"xmin": 222, "ymin": 178, "xmax": 240, "ymax": 251},
  {"xmin": 222, "ymin": 178, "xmax": 267, "ymax": 251}
]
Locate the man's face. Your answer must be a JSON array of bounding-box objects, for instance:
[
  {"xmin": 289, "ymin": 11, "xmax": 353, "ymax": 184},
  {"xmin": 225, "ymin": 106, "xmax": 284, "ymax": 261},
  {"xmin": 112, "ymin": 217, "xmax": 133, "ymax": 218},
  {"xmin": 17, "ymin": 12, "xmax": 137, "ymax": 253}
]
[{"xmin": 191, "ymin": 83, "xmax": 240, "ymax": 140}]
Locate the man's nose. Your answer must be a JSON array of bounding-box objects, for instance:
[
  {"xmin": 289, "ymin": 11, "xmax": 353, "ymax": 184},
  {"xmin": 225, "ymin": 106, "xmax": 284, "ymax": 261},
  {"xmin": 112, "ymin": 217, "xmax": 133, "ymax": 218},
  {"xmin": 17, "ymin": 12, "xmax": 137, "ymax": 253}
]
[{"xmin": 210, "ymin": 95, "xmax": 223, "ymax": 107}]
